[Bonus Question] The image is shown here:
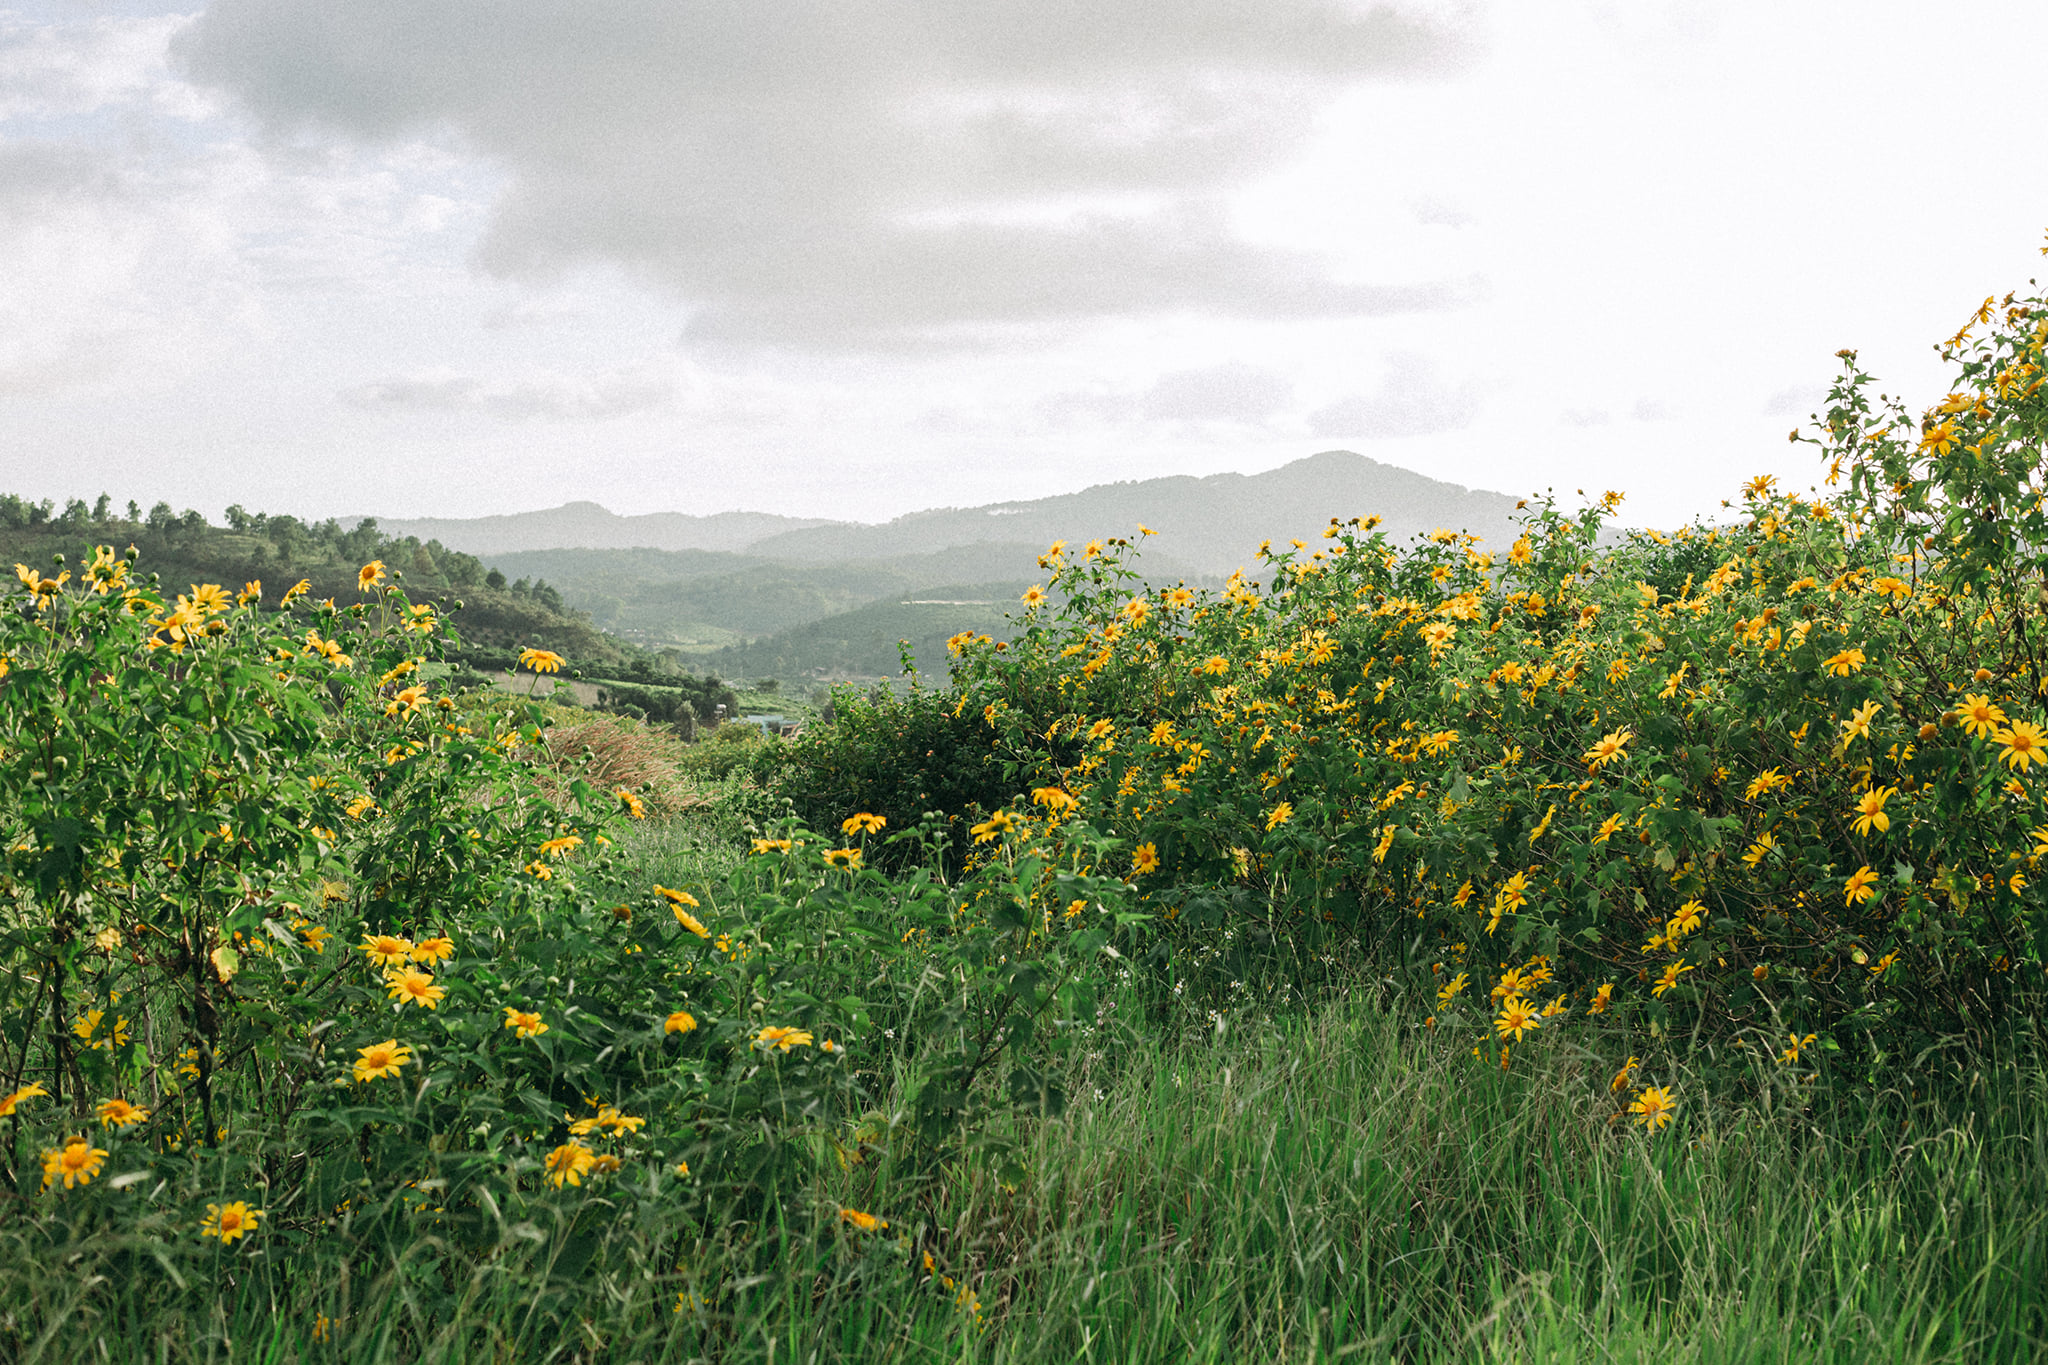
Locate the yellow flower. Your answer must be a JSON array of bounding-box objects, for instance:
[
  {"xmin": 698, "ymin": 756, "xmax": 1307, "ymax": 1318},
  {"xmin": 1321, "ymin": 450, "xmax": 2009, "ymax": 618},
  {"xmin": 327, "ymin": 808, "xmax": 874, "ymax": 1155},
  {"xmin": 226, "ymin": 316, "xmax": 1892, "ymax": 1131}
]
[
  {"xmin": 970, "ymin": 811, "xmax": 1015, "ymax": 844},
  {"xmin": 1021, "ymin": 585, "xmax": 1048, "ymax": 609},
  {"xmin": 1494, "ymin": 995, "xmax": 1542, "ymax": 1043},
  {"xmin": 187, "ymin": 583, "xmax": 232, "ymax": 616},
  {"xmin": 841, "ymin": 812, "xmax": 886, "ymax": 836},
  {"xmin": 841, "ymin": 1208, "xmax": 888, "ymax": 1232},
  {"xmin": 1031, "ymin": 786, "xmax": 1079, "ymax": 814},
  {"xmin": 385, "ymin": 968, "xmax": 445, "ymax": 1010},
  {"xmin": 96, "ymin": 1098, "xmax": 150, "ymax": 1128},
  {"xmin": 502, "ymin": 1007, "xmax": 548, "ymax": 1039},
  {"xmin": 664, "ymin": 1010, "xmax": 698, "ymax": 1035},
  {"xmin": 359, "ymin": 933, "xmax": 414, "ymax": 968},
  {"xmin": 616, "ymin": 788, "xmax": 648, "ymax": 820},
  {"xmin": 357, "ymin": 561, "xmax": 386, "ymax": 592},
  {"xmin": 1435, "ymin": 972, "xmax": 1469, "ymax": 1006},
  {"xmin": 823, "ymin": 848, "xmax": 863, "ymax": 870},
  {"xmin": 200, "ymin": 1201, "xmax": 264, "ymax": 1243},
  {"xmin": 1959, "ymin": 693, "xmax": 2007, "ymax": 739},
  {"xmin": 1778, "ymin": 1031, "xmax": 1818, "ymax": 1064},
  {"xmin": 754, "ymin": 1025, "xmax": 814, "ymax": 1053},
  {"xmin": 384, "ymin": 684, "xmax": 430, "ymax": 718},
  {"xmin": 1589, "ymin": 983, "xmax": 1614, "ymax": 1015},
  {"xmin": 0, "ymin": 1082, "xmax": 49, "ymax": 1117},
  {"xmin": 538, "ymin": 835, "xmax": 583, "ymax": 861},
  {"xmin": 1609, "ymin": 1056, "xmax": 1639, "ymax": 1092},
  {"xmin": 1850, "ymin": 786, "xmax": 1896, "ymax": 837},
  {"xmin": 545, "ymin": 1141, "xmax": 596, "ymax": 1188},
  {"xmin": 352, "ymin": 1039, "xmax": 413, "ymax": 1083},
  {"xmin": 569, "ymin": 1105, "xmax": 645, "ymax": 1137},
  {"xmin": 1744, "ymin": 768, "xmax": 1792, "ymax": 801},
  {"xmin": 1629, "ymin": 1085, "xmax": 1676, "ymax": 1133},
  {"xmin": 1583, "ymin": 730, "xmax": 1633, "ymax": 771},
  {"xmin": 518, "ymin": 646, "xmax": 566, "ymax": 674},
  {"xmin": 752, "ymin": 837, "xmax": 793, "ymax": 855},
  {"xmin": 1132, "ymin": 842, "xmax": 1160, "ymax": 875},
  {"xmin": 410, "ymin": 935, "xmax": 454, "ymax": 965},
  {"xmin": 1840, "ymin": 700, "xmax": 1882, "ymax": 745},
  {"xmin": 1821, "ymin": 647, "xmax": 1867, "ymax": 677},
  {"xmin": 1843, "ymin": 865, "xmax": 1879, "ymax": 906},
  {"xmin": 1742, "ymin": 833, "xmax": 1776, "ymax": 865},
  {"xmin": 73, "ymin": 1009, "xmax": 129, "ymax": 1051},
  {"xmin": 1266, "ymin": 802, "xmax": 1293, "ymax": 831},
  {"xmin": 298, "ymin": 924, "xmax": 332, "ymax": 953},
  {"xmin": 41, "ymin": 1135, "xmax": 108, "ymax": 1190},
  {"xmin": 1121, "ymin": 598, "xmax": 1152, "ymax": 627},
  {"xmin": 1593, "ymin": 814, "xmax": 1623, "ymax": 845},
  {"xmin": 1996, "ymin": 721, "xmax": 2047, "ymax": 772},
  {"xmin": 1372, "ymin": 826, "xmax": 1396, "ymax": 863},
  {"xmin": 1651, "ymin": 962, "xmax": 1694, "ymax": 997}
]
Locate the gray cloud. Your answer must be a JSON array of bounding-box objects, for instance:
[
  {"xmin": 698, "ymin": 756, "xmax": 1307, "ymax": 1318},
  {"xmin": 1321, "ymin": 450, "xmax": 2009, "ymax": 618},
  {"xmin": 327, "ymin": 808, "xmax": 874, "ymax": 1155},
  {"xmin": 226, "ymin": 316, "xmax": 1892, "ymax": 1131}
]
[
  {"xmin": 339, "ymin": 371, "xmax": 673, "ymax": 420},
  {"xmin": 1306, "ymin": 350, "xmax": 1479, "ymax": 438},
  {"xmin": 174, "ymin": 1, "xmax": 1479, "ymax": 346},
  {"xmin": 1142, "ymin": 361, "xmax": 1294, "ymax": 422}
]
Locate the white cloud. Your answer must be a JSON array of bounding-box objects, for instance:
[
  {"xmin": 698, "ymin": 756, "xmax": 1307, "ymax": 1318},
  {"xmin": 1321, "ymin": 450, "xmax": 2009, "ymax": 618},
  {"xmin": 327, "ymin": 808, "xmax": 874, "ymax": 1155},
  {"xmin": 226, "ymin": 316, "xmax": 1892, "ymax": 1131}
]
[{"xmin": 174, "ymin": 0, "xmax": 1480, "ymax": 346}]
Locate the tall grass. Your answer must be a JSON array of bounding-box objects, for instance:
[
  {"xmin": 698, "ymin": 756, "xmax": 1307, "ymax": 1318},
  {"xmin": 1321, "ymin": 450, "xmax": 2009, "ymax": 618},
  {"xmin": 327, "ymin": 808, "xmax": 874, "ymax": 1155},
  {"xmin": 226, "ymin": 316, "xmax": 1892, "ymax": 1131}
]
[{"xmin": 13, "ymin": 994, "xmax": 2044, "ymax": 1363}]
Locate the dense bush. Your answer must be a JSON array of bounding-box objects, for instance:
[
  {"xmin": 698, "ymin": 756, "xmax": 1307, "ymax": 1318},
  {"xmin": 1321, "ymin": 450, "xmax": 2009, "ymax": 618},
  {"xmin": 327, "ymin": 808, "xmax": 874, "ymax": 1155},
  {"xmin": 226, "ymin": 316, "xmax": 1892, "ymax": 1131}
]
[
  {"xmin": 765, "ymin": 678, "xmax": 1036, "ymax": 869},
  {"xmin": 0, "ymin": 554, "xmax": 1144, "ymax": 1358}
]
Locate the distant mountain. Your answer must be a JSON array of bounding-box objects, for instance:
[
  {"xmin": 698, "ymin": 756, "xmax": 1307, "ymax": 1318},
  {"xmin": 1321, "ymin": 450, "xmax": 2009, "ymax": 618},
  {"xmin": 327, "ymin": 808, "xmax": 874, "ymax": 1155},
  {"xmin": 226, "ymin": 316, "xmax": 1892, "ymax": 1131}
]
[
  {"xmin": 743, "ymin": 451, "xmax": 1521, "ymax": 578},
  {"xmin": 365, "ymin": 452, "xmax": 1519, "ymax": 576},
  {"xmin": 365, "ymin": 502, "xmax": 839, "ymax": 555}
]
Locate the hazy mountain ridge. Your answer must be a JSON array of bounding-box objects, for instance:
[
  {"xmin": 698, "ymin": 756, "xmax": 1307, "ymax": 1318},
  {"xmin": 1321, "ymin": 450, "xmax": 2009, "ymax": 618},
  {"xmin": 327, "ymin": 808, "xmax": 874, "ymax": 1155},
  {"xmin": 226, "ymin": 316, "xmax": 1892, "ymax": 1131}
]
[
  {"xmin": 744, "ymin": 451, "xmax": 1522, "ymax": 576},
  {"xmin": 366, "ymin": 502, "xmax": 839, "ymax": 555},
  {"xmin": 369, "ymin": 452, "xmax": 1523, "ymax": 579}
]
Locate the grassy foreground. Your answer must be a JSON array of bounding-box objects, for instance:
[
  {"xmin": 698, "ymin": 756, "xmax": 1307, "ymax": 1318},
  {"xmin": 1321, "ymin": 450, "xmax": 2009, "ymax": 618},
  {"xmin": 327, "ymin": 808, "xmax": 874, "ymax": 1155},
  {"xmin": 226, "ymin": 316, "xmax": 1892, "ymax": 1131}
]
[{"xmin": 11, "ymin": 978, "xmax": 2044, "ymax": 1363}]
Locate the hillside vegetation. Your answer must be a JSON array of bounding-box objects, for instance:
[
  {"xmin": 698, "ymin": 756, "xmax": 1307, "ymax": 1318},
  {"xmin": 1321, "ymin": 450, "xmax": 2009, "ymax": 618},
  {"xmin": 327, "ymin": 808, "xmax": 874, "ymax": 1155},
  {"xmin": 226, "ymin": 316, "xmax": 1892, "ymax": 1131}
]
[{"xmin": 6, "ymin": 276, "xmax": 2048, "ymax": 1362}]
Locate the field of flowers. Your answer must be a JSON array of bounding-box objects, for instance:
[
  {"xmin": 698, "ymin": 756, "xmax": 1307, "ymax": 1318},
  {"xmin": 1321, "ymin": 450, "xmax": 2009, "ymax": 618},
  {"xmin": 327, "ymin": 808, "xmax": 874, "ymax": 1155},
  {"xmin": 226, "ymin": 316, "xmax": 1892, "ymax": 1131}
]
[{"xmin": 6, "ymin": 275, "xmax": 2048, "ymax": 1362}]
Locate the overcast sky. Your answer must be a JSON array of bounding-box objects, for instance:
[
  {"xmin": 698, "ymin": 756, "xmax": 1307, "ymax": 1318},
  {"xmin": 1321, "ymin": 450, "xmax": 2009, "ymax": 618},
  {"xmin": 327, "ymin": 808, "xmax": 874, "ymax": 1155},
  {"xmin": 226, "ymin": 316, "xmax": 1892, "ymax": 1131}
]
[{"xmin": 4, "ymin": 0, "xmax": 2047, "ymax": 530}]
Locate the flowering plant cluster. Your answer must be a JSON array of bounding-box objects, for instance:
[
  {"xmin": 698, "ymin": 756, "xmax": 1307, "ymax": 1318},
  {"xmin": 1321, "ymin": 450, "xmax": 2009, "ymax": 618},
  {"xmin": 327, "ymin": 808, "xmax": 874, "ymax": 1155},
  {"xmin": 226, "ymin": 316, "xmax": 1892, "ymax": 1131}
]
[
  {"xmin": 0, "ymin": 554, "xmax": 1142, "ymax": 1337},
  {"xmin": 943, "ymin": 281, "xmax": 2048, "ymax": 1109}
]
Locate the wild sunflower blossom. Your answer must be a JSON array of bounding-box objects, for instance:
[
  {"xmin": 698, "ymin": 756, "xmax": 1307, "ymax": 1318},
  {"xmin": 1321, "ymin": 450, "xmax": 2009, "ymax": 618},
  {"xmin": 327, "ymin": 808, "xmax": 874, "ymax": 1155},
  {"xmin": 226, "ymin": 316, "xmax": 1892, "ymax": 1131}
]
[
  {"xmin": 41, "ymin": 1136, "xmax": 108, "ymax": 1190},
  {"xmin": 518, "ymin": 646, "xmax": 566, "ymax": 674},
  {"xmin": 1494, "ymin": 995, "xmax": 1542, "ymax": 1043},
  {"xmin": 1582, "ymin": 730, "xmax": 1633, "ymax": 770},
  {"xmin": 1850, "ymin": 786, "xmax": 1896, "ymax": 836},
  {"xmin": 352, "ymin": 1039, "xmax": 413, "ymax": 1083},
  {"xmin": 384, "ymin": 968, "xmax": 445, "ymax": 1009},
  {"xmin": 841, "ymin": 1208, "xmax": 888, "ymax": 1232},
  {"xmin": 0, "ymin": 1082, "xmax": 49, "ymax": 1116},
  {"xmin": 200, "ymin": 1201, "xmax": 264, "ymax": 1243},
  {"xmin": 545, "ymin": 1141, "xmax": 596, "ymax": 1188},
  {"xmin": 664, "ymin": 1010, "xmax": 698, "ymax": 1035},
  {"xmin": 96, "ymin": 1098, "xmax": 149, "ymax": 1128},
  {"xmin": 359, "ymin": 933, "xmax": 414, "ymax": 968},
  {"xmin": 1843, "ymin": 865, "xmax": 1880, "ymax": 906},
  {"xmin": 754, "ymin": 1025, "xmax": 814, "ymax": 1053},
  {"xmin": 841, "ymin": 812, "xmax": 886, "ymax": 836},
  {"xmin": 1958, "ymin": 693, "xmax": 2007, "ymax": 739},
  {"xmin": 1996, "ymin": 721, "xmax": 2046, "ymax": 772},
  {"xmin": 1629, "ymin": 1086, "xmax": 1676, "ymax": 1133},
  {"xmin": 502, "ymin": 1007, "xmax": 548, "ymax": 1039}
]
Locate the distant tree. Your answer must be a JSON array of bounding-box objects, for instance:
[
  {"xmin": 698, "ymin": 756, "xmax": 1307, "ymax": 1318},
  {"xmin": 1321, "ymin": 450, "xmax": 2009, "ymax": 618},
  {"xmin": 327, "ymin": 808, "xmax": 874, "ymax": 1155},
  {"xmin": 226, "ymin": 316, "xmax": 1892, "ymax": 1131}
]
[
  {"xmin": 147, "ymin": 502, "xmax": 176, "ymax": 532},
  {"xmin": 532, "ymin": 579, "xmax": 564, "ymax": 613},
  {"xmin": 92, "ymin": 493, "xmax": 111, "ymax": 521},
  {"xmin": 125, "ymin": 500, "xmax": 140, "ymax": 521},
  {"xmin": 485, "ymin": 567, "xmax": 508, "ymax": 590},
  {"xmin": 511, "ymin": 577, "xmax": 531, "ymax": 596},
  {"xmin": 58, "ymin": 498, "xmax": 89, "ymax": 527},
  {"xmin": 0, "ymin": 495, "xmax": 26, "ymax": 530},
  {"xmin": 224, "ymin": 504, "xmax": 252, "ymax": 532},
  {"xmin": 755, "ymin": 678, "xmax": 780, "ymax": 694},
  {"xmin": 25, "ymin": 499, "xmax": 50, "ymax": 527}
]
